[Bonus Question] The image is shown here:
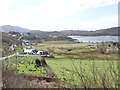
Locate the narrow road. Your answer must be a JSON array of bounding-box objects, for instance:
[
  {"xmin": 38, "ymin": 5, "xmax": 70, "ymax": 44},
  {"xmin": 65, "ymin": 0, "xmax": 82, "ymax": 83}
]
[
  {"xmin": 0, "ymin": 34, "xmax": 23, "ymax": 89},
  {"xmin": 0, "ymin": 54, "xmax": 15, "ymax": 89},
  {"xmin": 18, "ymin": 35, "xmax": 23, "ymax": 40},
  {"xmin": 17, "ymin": 54, "xmax": 39, "ymax": 57},
  {"xmin": 0, "ymin": 54, "xmax": 15, "ymax": 61}
]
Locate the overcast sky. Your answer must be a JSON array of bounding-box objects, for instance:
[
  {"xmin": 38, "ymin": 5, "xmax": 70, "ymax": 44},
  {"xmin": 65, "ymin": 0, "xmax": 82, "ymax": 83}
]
[{"xmin": 0, "ymin": 0, "xmax": 118, "ymax": 31}]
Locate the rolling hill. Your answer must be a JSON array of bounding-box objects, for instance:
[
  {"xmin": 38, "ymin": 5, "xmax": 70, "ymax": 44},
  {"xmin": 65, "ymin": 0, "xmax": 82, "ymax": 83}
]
[
  {"xmin": 0, "ymin": 25, "xmax": 30, "ymax": 32},
  {"xmin": 0, "ymin": 25, "xmax": 119, "ymax": 40}
]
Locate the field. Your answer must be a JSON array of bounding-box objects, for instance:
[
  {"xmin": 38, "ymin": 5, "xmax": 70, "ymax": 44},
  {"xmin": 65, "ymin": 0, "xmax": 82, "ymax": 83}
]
[{"xmin": 3, "ymin": 41, "xmax": 119, "ymax": 88}]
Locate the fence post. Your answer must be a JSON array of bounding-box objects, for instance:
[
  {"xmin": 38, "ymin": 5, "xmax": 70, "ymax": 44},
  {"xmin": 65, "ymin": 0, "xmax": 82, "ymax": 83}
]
[
  {"xmin": 15, "ymin": 53, "xmax": 18, "ymax": 73},
  {"xmin": 0, "ymin": 30, "xmax": 2, "ymax": 90},
  {"xmin": 0, "ymin": 60, "xmax": 3, "ymax": 90}
]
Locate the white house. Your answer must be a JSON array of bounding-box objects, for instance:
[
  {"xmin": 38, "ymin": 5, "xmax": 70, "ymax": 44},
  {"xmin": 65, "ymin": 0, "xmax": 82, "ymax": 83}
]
[
  {"xmin": 22, "ymin": 40, "xmax": 32, "ymax": 46},
  {"xmin": 9, "ymin": 44, "xmax": 17, "ymax": 51},
  {"xmin": 23, "ymin": 48, "xmax": 34, "ymax": 54}
]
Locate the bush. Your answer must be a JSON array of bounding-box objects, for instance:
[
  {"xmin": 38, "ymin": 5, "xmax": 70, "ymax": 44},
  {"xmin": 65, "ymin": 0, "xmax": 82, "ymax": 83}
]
[
  {"xmin": 34, "ymin": 59, "xmax": 41, "ymax": 68},
  {"xmin": 41, "ymin": 57, "xmax": 47, "ymax": 67}
]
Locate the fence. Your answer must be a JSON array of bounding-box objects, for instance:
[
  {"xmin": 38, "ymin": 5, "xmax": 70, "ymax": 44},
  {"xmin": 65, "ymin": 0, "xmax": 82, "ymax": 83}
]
[{"xmin": 2, "ymin": 54, "xmax": 58, "ymax": 88}]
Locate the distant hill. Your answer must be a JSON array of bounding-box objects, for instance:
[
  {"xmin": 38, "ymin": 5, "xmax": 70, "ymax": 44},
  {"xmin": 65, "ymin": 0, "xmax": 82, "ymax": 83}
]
[
  {"xmin": 0, "ymin": 25, "xmax": 30, "ymax": 32},
  {"xmin": 27, "ymin": 27, "xmax": 119, "ymax": 37},
  {"xmin": 94, "ymin": 27, "xmax": 119, "ymax": 36},
  {"xmin": 22, "ymin": 27, "xmax": 119, "ymax": 41},
  {"xmin": 60, "ymin": 27, "xmax": 119, "ymax": 36},
  {"xmin": 0, "ymin": 25, "xmax": 119, "ymax": 40},
  {"xmin": 2, "ymin": 32, "xmax": 17, "ymax": 45}
]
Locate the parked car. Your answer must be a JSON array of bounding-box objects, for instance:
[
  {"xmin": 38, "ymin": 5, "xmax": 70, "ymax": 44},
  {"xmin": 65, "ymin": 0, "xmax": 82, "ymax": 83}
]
[
  {"xmin": 40, "ymin": 51, "xmax": 50, "ymax": 57},
  {"xmin": 36, "ymin": 51, "xmax": 43, "ymax": 55},
  {"xmin": 23, "ymin": 48, "xmax": 38, "ymax": 55}
]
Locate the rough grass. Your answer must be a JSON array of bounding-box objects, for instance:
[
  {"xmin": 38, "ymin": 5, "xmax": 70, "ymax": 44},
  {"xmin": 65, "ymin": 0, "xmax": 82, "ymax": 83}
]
[
  {"xmin": 46, "ymin": 59, "xmax": 118, "ymax": 88},
  {"xmin": 2, "ymin": 41, "xmax": 119, "ymax": 88},
  {"xmin": 3, "ymin": 56, "xmax": 47, "ymax": 76},
  {"xmin": 33, "ymin": 41, "xmax": 118, "ymax": 60}
]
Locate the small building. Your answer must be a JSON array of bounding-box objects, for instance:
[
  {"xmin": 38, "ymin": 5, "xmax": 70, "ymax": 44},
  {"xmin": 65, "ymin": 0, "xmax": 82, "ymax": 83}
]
[
  {"xmin": 74, "ymin": 39, "xmax": 79, "ymax": 43},
  {"xmin": 23, "ymin": 48, "xmax": 34, "ymax": 54},
  {"xmin": 22, "ymin": 40, "xmax": 32, "ymax": 46},
  {"xmin": 9, "ymin": 44, "xmax": 17, "ymax": 51},
  {"xmin": 105, "ymin": 47, "xmax": 118, "ymax": 54},
  {"xmin": 12, "ymin": 35, "xmax": 17, "ymax": 37}
]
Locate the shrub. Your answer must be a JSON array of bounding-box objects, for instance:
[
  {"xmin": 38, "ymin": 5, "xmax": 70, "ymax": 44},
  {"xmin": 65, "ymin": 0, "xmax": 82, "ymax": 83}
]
[
  {"xmin": 34, "ymin": 59, "xmax": 41, "ymax": 68},
  {"xmin": 41, "ymin": 57, "xmax": 47, "ymax": 67}
]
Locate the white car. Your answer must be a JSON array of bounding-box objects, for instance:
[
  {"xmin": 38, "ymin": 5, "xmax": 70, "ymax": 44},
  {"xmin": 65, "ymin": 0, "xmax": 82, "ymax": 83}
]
[
  {"xmin": 40, "ymin": 51, "xmax": 50, "ymax": 57},
  {"xmin": 37, "ymin": 51, "xmax": 50, "ymax": 57},
  {"xmin": 36, "ymin": 51, "xmax": 43, "ymax": 55}
]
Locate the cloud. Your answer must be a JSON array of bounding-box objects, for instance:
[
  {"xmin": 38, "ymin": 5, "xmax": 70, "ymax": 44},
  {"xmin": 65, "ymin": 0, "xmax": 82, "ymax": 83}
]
[
  {"xmin": 57, "ymin": 14, "xmax": 118, "ymax": 31},
  {"xmin": 0, "ymin": 0, "xmax": 118, "ymax": 31},
  {"xmin": 15, "ymin": 0, "xmax": 118, "ymax": 18}
]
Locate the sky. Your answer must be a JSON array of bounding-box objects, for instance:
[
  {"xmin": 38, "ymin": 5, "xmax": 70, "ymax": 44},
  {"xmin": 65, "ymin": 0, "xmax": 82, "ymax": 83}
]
[{"xmin": 0, "ymin": 0, "xmax": 119, "ymax": 31}]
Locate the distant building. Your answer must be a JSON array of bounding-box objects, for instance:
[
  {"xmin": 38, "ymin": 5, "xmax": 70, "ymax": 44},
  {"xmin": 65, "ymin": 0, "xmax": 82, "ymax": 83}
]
[
  {"xmin": 22, "ymin": 40, "xmax": 32, "ymax": 46},
  {"xmin": 52, "ymin": 36, "xmax": 57, "ymax": 38},
  {"xmin": 23, "ymin": 48, "xmax": 34, "ymax": 54},
  {"xmin": 23, "ymin": 48, "xmax": 38, "ymax": 54},
  {"xmin": 12, "ymin": 35, "xmax": 16, "ymax": 37},
  {"xmin": 74, "ymin": 39, "xmax": 80, "ymax": 43},
  {"xmin": 9, "ymin": 44, "xmax": 16, "ymax": 51}
]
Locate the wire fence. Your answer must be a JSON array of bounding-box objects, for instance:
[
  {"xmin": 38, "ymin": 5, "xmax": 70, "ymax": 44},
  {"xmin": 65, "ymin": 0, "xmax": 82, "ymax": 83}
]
[
  {"xmin": 1, "ymin": 52, "xmax": 119, "ymax": 88},
  {"xmin": 2, "ymin": 54, "xmax": 59, "ymax": 88}
]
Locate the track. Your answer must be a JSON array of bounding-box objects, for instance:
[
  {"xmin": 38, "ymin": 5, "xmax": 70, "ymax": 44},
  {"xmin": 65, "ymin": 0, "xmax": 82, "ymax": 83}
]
[
  {"xmin": 0, "ymin": 54, "xmax": 15, "ymax": 61},
  {"xmin": 0, "ymin": 54, "xmax": 15, "ymax": 89}
]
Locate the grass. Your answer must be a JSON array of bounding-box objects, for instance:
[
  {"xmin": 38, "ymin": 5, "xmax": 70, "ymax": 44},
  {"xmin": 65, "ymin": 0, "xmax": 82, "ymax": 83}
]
[
  {"xmin": 3, "ymin": 40, "xmax": 119, "ymax": 88},
  {"xmin": 33, "ymin": 41, "xmax": 118, "ymax": 60},
  {"xmin": 4, "ymin": 55, "xmax": 118, "ymax": 87},
  {"xmin": 3, "ymin": 56, "xmax": 47, "ymax": 76},
  {"xmin": 46, "ymin": 59, "xmax": 118, "ymax": 87},
  {"xmin": 16, "ymin": 45, "xmax": 23, "ymax": 53}
]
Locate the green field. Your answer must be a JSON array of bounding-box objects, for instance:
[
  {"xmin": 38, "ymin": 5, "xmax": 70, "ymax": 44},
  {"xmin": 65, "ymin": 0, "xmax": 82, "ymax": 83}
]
[
  {"xmin": 46, "ymin": 58, "xmax": 118, "ymax": 87},
  {"xmin": 3, "ymin": 41, "xmax": 119, "ymax": 88}
]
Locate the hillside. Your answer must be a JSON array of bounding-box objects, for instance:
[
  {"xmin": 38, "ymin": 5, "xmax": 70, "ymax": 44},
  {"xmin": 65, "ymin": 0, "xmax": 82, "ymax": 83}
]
[
  {"xmin": 0, "ymin": 25, "xmax": 119, "ymax": 41},
  {"xmin": 94, "ymin": 27, "xmax": 119, "ymax": 36},
  {"xmin": 1, "ymin": 32, "xmax": 21, "ymax": 56},
  {"xmin": 26, "ymin": 27, "xmax": 119, "ymax": 40},
  {"xmin": 0, "ymin": 25, "xmax": 30, "ymax": 32},
  {"xmin": 61, "ymin": 27, "xmax": 119, "ymax": 36}
]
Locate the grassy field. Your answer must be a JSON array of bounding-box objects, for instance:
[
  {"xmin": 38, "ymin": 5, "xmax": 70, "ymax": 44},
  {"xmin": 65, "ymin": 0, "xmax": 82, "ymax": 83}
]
[
  {"xmin": 46, "ymin": 58, "xmax": 118, "ymax": 88},
  {"xmin": 3, "ymin": 41, "xmax": 119, "ymax": 88},
  {"xmin": 3, "ymin": 56, "xmax": 46, "ymax": 76}
]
